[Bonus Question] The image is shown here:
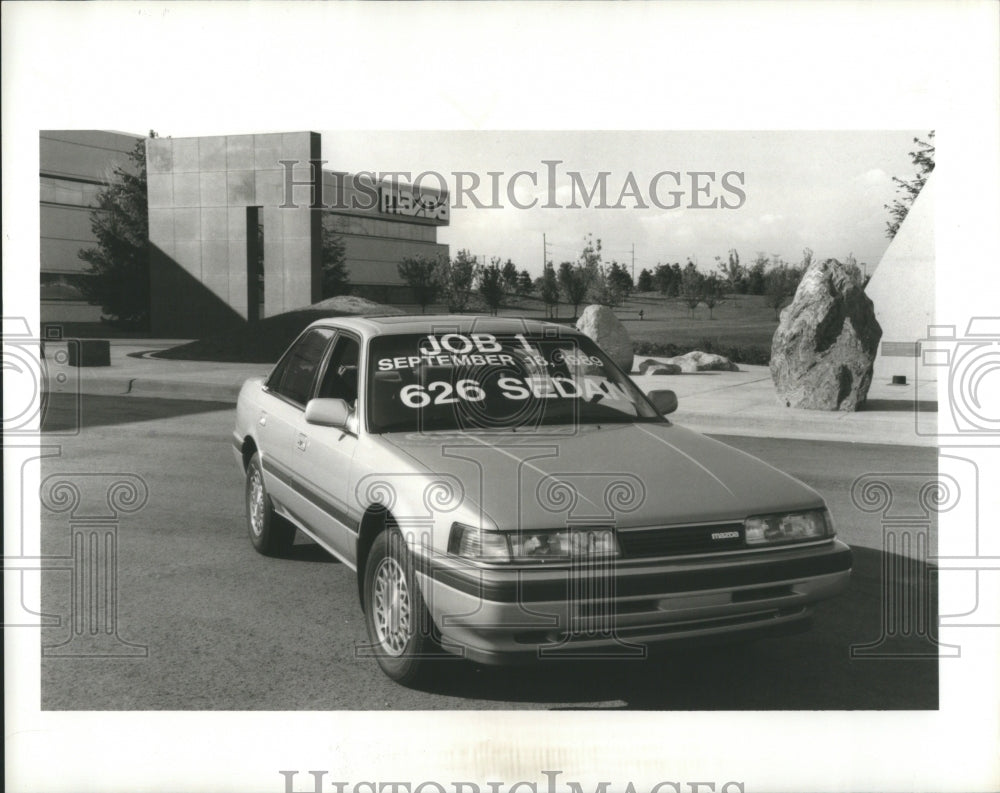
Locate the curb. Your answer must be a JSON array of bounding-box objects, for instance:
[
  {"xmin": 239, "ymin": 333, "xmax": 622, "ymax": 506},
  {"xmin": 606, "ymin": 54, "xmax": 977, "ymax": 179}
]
[
  {"xmin": 76, "ymin": 376, "xmax": 243, "ymax": 403},
  {"xmin": 70, "ymin": 375, "xmax": 935, "ymax": 447}
]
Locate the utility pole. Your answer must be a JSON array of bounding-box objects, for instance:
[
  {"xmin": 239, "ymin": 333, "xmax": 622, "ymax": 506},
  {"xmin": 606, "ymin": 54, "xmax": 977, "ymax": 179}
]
[
  {"xmin": 631, "ymin": 243, "xmax": 635, "ymax": 281},
  {"xmin": 543, "ymin": 233, "xmax": 552, "ymax": 272}
]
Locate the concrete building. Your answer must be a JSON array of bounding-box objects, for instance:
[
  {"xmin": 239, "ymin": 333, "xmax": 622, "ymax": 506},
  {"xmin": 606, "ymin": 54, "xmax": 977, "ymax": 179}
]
[
  {"xmin": 40, "ymin": 130, "xmax": 143, "ymax": 328},
  {"xmin": 40, "ymin": 130, "xmax": 450, "ymax": 337},
  {"xmin": 145, "ymin": 131, "xmax": 449, "ymax": 337},
  {"xmin": 865, "ymin": 173, "xmax": 935, "ymax": 383}
]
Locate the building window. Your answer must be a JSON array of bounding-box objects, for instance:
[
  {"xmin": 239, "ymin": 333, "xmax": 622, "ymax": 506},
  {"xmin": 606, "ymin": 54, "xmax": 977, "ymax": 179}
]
[
  {"xmin": 40, "ymin": 176, "xmax": 104, "ymax": 208},
  {"xmin": 40, "ymin": 273, "xmax": 96, "ymax": 302}
]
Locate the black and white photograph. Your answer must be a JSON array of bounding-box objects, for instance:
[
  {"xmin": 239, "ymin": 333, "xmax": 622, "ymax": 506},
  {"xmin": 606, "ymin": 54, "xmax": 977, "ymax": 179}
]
[{"xmin": 4, "ymin": 3, "xmax": 999, "ymax": 793}]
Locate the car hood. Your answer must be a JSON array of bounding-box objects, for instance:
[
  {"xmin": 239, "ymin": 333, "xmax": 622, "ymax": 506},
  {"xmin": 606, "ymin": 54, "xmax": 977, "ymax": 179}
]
[{"xmin": 381, "ymin": 422, "xmax": 824, "ymax": 530}]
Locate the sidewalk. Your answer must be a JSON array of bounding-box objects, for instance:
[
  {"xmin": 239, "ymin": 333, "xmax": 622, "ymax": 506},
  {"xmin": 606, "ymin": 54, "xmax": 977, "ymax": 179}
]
[{"xmin": 46, "ymin": 342, "xmax": 938, "ymax": 447}]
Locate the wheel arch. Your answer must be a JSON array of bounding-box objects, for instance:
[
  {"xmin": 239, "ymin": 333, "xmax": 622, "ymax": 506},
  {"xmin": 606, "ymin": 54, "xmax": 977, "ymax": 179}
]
[
  {"xmin": 240, "ymin": 436, "xmax": 258, "ymax": 470},
  {"xmin": 355, "ymin": 505, "xmax": 395, "ymax": 606}
]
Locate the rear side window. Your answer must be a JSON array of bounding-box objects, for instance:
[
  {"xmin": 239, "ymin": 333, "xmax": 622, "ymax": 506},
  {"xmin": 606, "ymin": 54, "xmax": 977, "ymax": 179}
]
[{"xmin": 267, "ymin": 328, "xmax": 335, "ymax": 406}]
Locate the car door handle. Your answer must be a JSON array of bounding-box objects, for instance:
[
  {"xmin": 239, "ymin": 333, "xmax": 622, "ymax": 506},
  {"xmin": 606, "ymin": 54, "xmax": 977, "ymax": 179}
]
[
  {"xmin": 295, "ymin": 433, "xmax": 308, "ymax": 451},
  {"xmin": 258, "ymin": 411, "xmax": 267, "ymax": 427}
]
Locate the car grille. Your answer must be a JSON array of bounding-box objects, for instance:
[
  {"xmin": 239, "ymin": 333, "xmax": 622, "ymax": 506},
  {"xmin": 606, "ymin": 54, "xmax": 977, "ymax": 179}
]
[{"xmin": 617, "ymin": 522, "xmax": 745, "ymax": 558}]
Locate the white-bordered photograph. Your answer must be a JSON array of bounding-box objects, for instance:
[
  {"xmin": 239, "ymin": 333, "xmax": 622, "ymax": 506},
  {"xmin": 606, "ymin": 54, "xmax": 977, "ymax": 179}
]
[{"xmin": 4, "ymin": 3, "xmax": 999, "ymax": 793}]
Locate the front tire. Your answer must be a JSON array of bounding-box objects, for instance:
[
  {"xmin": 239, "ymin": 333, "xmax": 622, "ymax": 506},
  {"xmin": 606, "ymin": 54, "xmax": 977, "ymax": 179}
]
[
  {"xmin": 245, "ymin": 452, "xmax": 295, "ymax": 556},
  {"xmin": 362, "ymin": 529, "xmax": 438, "ymax": 685}
]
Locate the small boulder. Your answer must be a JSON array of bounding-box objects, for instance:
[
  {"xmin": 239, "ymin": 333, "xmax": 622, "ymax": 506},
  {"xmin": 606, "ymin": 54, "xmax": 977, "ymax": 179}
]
[
  {"xmin": 770, "ymin": 258, "xmax": 882, "ymax": 411},
  {"xmin": 637, "ymin": 358, "xmax": 663, "ymax": 375},
  {"xmin": 667, "ymin": 350, "xmax": 739, "ymax": 373},
  {"xmin": 576, "ymin": 305, "xmax": 633, "ymax": 372}
]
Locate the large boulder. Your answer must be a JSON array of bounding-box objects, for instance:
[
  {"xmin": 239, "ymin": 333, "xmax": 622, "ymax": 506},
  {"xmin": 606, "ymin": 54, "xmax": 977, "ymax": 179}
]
[
  {"xmin": 576, "ymin": 305, "xmax": 633, "ymax": 372},
  {"xmin": 770, "ymin": 258, "xmax": 882, "ymax": 410}
]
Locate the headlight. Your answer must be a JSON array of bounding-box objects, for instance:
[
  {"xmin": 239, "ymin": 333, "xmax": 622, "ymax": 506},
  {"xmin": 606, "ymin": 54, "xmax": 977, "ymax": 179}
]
[
  {"xmin": 447, "ymin": 523, "xmax": 620, "ymax": 563},
  {"xmin": 448, "ymin": 523, "xmax": 511, "ymax": 562},
  {"xmin": 509, "ymin": 527, "xmax": 620, "ymax": 562},
  {"xmin": 744, "ymin": 508, "xmax": 832, "ymax": 546}
]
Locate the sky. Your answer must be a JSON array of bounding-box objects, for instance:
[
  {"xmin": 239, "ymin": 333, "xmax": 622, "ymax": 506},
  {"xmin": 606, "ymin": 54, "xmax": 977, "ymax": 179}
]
[{"xmin": 321, "ymin": 130, "xmax": 927, "ymax": 278}]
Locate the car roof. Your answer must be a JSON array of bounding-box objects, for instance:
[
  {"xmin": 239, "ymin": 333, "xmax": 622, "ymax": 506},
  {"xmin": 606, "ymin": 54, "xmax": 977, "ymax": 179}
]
[{"xmin": 307, "ymin": 314, "xmax": 582, "ymax": 339}]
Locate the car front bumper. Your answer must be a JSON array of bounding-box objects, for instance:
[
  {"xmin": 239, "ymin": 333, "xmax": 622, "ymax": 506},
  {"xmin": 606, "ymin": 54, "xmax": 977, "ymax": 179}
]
[{"xmin": 417, "ymin": 539, "xmax": 852, "ymax": 665}]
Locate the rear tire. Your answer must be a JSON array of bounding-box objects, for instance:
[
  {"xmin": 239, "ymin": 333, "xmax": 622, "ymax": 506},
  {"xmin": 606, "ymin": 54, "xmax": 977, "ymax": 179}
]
[
  {"xmin": 245, "ymin": 452, "xmax": 295, "ymax": 556},
  {"xmin": 362, "ymin": 529, "xmax": 438, "ymax": 685}
]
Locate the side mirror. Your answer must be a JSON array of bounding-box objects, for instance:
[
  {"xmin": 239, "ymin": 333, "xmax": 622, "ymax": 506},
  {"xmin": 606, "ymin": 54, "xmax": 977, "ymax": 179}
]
[
  {"xmin": 304, "ymin": 398, "xmax": 352, "ymax": 428},
  {"xmin": 647, "ymin": 389, "xmax": 678, "ymax": 416}
]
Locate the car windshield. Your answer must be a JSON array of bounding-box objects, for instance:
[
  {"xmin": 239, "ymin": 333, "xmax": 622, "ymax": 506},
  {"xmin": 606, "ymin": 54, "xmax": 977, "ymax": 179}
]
[{"xmin": 366, "ymin": 330, "xmax": 664, "ymax": 433}]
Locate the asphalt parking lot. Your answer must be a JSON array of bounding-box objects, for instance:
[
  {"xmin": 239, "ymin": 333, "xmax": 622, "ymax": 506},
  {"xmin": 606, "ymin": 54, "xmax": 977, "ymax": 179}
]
[{"xmin": 34, "ymin": 394, "xmax": 942, "ymax": 710}]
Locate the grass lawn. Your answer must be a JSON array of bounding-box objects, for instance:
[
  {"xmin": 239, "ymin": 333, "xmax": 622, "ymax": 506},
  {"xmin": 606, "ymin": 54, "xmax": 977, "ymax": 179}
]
[{"xmin": 153, "ymin": 292, "xmax": 780, "ymax": 364}]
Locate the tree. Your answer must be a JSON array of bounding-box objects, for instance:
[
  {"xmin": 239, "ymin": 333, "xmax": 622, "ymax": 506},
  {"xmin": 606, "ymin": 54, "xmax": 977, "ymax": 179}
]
[
  {"xmin": 637, "ymin": 268, "xmax": 654, "ymax": 292},
  {"xmin": 539, "ymin": 262, "xmax": 559, "ymax": 317},
  {"xmin": 516, "ymin": 269, "xmax": 534, "ymax": 297},
  {"xmin": 320, "ymin": 220, "xmax": 350, "ymax": 298},
  {"xmin": 885, "ymin": 131, "xmax": 935, "ymax": 239},
  {"xmin": 78, "ymin": 133, "xmax": 154, "ymax": 328},
  {"xmin": 607, "ymin": 261, "xmax": 634, "ymax": 301},
  {"xmin": 501, "ymin": 259, "xmax": 519, "ymax": 294},
  {"xmin": 397, "ymin": 255, "xmax": 440, "ymax": 313},
  {"xmin": 746, "ymin": 252, "xmax": 769, "ymax": 295},
  {"xmin": 763, "ymin": 261, "xmax": 802, "ymax": 320},
  {"xmin": 436, "ymin": 249, "xmax": 478, "ymax": 312},
  {"xmin": 701, "ymin": 273, "xmax": 725, "ymax": 319},
  {"xmin": 715, "ymin": 248, "xmax": 744, "ymax": 294},
  {"xmin": 558, "ymin": 261, "xmax": 591, "ymax": 318},
  {"xmin": 478, "ymin": 259, "xmax": 505, "ymax": 315},
  {"xmin": 680, "ymin": 262, "xmax": 704, "ymax": 317},
  {"xmin": 579, "ymin": 234, "xmax": 603, "ymax": 275}
]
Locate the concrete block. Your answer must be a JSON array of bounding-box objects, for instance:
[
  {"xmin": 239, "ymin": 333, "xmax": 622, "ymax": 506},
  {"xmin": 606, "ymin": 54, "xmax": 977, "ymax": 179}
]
[
  {"xmin": 147, "ymin": 172, "xmax": 174, "ymax": 208},
  {"xmin": 228, "ymin": 206, "xmax": 249, "ymax": 241},
  {"xmin": 284, "ymin": 274, "xmax": 315, "ymax": 312},
  {"xmin": 148, "ymin": 208, "xmax": 174, "ymax": 244},
  {"xmin": 226, "ymin": 170, "xmax": 255, "ymax": 205},
  {"xmin": 198, "ymin": 136, "xmax": 227, "ymax": 170},
  {"xmin": 255, "ymin": 169, "xmax": 283, "ymax": 207},
  {"xmin": 146, "ymin": 139, "xmax": 173, "ymax": 174},
  {"xmin": 283, "ymin": 237, "xmax": 313, "ymax": 273},
  {"xmin": 173, "ymin": 172, "xmax": 201, "ymax": 208},
  {"xmin": 226, "ymin": 135, "xmax": 255, "ymax": 170},
  {"xmin": 201, "ymin": 239, "xmax": 228, "ymax": 273},
  {"xmin": 200, "ymin": 171, "xmax": 228, "ymax": 207},
  {"xmin": 200, "ymin": 207, "xmax": 228, "ymax": 241},
  {"xmin": 173, "ymin": 138, "xmax": 200, "ymax": 173},
  {"xmin": 281, "ymin": 131, "xmax": 315, "ymax": 161},
  {"xmin": 227, "ymin": 237, "xmax": 250, "ymax": 275},
  {"xmin": 173, "ymin": 208, "xmax": 201, "ymax": 240},
  {"xmin": 282, "ymin": 206, "xmax": 312, "ymax": 239},
  {"xmin": 174, "ymin": 240, "xmax": 203, "ymax": 279},
  {"xmin": 253, "ymin": 134, "xmax": 284, "ymax": 171},
  {"xmin": 228, "ymin": 270, "xmax": 250, "ymax": 317}
]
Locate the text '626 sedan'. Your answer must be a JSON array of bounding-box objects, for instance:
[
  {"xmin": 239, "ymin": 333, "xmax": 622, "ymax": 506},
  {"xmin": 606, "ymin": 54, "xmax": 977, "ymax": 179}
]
[{"xmin": 233, "ymin": 315, "xmax": 851, "ymax": 685}]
